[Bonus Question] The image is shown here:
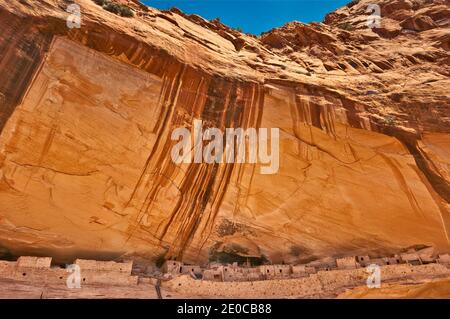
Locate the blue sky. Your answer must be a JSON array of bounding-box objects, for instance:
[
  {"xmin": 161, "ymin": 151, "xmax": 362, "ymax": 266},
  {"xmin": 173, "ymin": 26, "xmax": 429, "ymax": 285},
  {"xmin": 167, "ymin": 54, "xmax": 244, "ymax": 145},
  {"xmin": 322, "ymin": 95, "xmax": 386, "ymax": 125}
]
[{"xmin": 142, "ymin": 0, "xmax": 350, "ymax": 35}]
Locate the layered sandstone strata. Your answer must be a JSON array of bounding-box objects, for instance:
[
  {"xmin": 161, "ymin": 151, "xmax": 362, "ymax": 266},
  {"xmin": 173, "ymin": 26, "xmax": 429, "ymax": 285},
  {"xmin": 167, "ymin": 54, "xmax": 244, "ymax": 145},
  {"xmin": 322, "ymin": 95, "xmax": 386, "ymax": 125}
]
[{"xmin": 0, "ymin": 0, "xmax": 449, "ymax": 267}]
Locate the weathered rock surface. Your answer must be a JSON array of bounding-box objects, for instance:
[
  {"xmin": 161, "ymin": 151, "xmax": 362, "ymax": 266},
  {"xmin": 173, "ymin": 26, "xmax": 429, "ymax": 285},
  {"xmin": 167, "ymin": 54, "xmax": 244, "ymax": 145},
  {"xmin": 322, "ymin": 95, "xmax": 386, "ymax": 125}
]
[{"xmin": 0, "ymin": 0, "xmax": 449, "ymax": 266}]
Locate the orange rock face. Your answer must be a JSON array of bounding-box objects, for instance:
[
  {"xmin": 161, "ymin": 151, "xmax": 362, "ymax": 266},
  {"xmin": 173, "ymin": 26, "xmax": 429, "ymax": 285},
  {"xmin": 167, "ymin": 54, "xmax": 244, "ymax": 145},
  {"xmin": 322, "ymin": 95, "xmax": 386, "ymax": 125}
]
[{"xmin": 0, "ymin": 0, "xmax": 449, "ymax": 266}]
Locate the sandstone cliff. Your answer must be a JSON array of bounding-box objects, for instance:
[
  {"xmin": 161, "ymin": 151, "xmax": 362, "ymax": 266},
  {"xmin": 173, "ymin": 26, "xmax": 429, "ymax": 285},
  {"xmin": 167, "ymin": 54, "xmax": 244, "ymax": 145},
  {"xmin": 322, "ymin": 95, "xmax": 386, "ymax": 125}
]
[{"xmin": 0, "ymin": 0, "xmax": 449, "ymax": 266}]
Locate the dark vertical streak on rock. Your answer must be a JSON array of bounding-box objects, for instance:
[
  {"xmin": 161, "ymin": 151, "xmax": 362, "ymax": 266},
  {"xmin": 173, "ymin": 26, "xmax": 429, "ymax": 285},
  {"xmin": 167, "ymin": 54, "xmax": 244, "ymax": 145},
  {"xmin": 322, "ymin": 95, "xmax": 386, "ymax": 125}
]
[
  {"xmin": 404, "ymin": 140, "xmax": 450, "ymax": 204},
  {"xmin": 0, "ymin": 11, "xmax": 53, "ymax": 134},
  {"xmin": 161, "ymin": 77, "xmax": 238, "ymax": 258}
]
